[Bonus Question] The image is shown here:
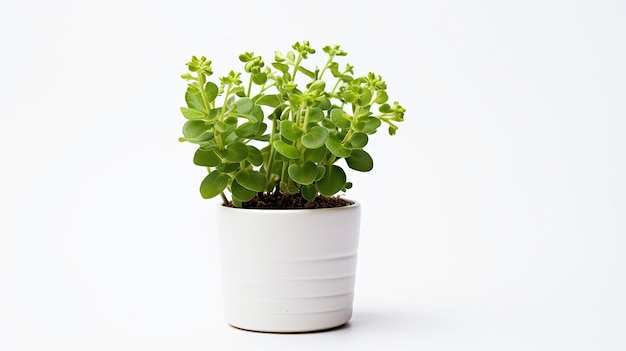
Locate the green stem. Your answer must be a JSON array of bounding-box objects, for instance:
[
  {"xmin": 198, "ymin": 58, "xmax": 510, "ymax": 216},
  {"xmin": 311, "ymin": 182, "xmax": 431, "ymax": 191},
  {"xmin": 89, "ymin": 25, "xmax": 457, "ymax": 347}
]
[
  {"xmin": 258, "ymin": 82, "xmax": 276, "ymax": 94},
  {"xmin": 342, "ymin": 128, "xmax": 354, "ymax": 144},
  {"xmin": 220, "ymin": 84, "xmax": 232, "ymax": 122},
  {"xmin": 330, "ymin": 78, "xmax": 342, "ymax": 96},
  {"xmin": 301, "ymin": 106, "xmax": 311, "ymax": 128},
  {"xmin": 247, "ymin": 75, "xmax": 253, "ymax": 97},
  {"xmin": 291, "ymin": 55, "xmax": 303, "ymax": 81},
  {"xmin": 214, "ymin": 84, "xmax": 233, "ymax": 150},
  {"xmin": 266, "ymin": 117, "xmax": 278, "ymax": 184},
  {"xmin": 280, "ymin": 161, "xmax": 289, "ymax": 193},
  {"xmin": 318, "ymin": 55, "xmax": 335, "ymax": 80},
  {"xmin": 197, "ymin": 74, "xmax": 212, "ymax": 113}
]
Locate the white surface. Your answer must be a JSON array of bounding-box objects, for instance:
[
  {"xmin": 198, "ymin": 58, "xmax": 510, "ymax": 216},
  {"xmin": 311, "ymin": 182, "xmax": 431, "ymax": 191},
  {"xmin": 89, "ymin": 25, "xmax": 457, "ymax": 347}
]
[{"xmin": 1, "ymin": 0, "xmax": 625, "ymax": 350}]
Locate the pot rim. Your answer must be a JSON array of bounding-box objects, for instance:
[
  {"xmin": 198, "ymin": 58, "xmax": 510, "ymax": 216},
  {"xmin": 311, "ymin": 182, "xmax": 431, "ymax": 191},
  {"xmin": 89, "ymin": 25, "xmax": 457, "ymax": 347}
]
[{"xmin": 217, "ymin": 199, "xmax": 360, "ymax": 212}]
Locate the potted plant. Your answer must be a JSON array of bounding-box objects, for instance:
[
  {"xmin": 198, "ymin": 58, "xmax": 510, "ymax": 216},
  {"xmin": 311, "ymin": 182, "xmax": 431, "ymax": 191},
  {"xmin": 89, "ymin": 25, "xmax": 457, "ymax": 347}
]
[{"xmin": 178, "ymin": 40, "xmax": 405, "ymax": 332}]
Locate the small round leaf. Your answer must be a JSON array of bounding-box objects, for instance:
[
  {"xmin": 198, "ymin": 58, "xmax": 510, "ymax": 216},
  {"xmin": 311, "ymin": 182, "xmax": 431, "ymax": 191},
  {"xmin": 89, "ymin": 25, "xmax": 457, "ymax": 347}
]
[
  {"xmin": 256, "ymin": 94, "xmax": 282, "ymax": 108},
  {"xmin": 231, "ymin": 179, "xmax": 256, "ymax": 202},
  {"xmin": 346, "ymin": 149, "xmax": 373, "ymax": 172},
  {"xmin": 280, "ymin": 120, "xmax": 303, "ymax": 142},
  {"xmin": 304, "ymin": 146, "xmax": 327, "ymax": 163},
  {"xmin": 317, "ymin": 165, "xmax": 346, "ymax": 196},
  {"xmin": 246, "ymin": 145, "xmax": 263, "ymax": 166},
  {"xmin": 326, "ymin": 135, "xmax": 351, "ymax": 158},
  {"xmin": 273, "ymin": 140, "xmax": 301, "ymax": 159},
  {"xmin": 301, "ymin": 126, "xmax": 328, "ymax": 149},
  {"xmin": 185, "ymin": 91, "xmax": 205, "ymax": 112},
  {"xmin": 348, "ymin": 132, "xmax": 369, "ymax": 149},
  {"xmin": 217, "ymin": 162, "xmax": 239, "ymax": 173},
  {"xmin": 222, "ymin": 142, "xmax": 248, "ymax": 162},
  {"xmin": 235, "ymin": 170, "xmax": 266, "ymax": 192},
  {"xmin": 330, "ymin": 108, "xmax": 351, "ymax": 129},
  {"xmin": 193, "ymin": 148, "xmax": 221, "ymax": 167},
  {"xmin": 301, "ymin": 184, "xmax": 317, "ymax": 202},
  {"xmin": 180, "ymin": 107, "xmax": 206, "ymax": 120},
  {"xmin": 200, "ymin": 171, "xmax": 228, "ymax": 199},
  {"xmin": 252, "ymin": 72, "xmax": 267, "ymax": 85},
  {"xmin": 307, "ymin": 107, "xmax": 324, "ymax": 123},
  {"xmin": 233, "ymin": 97, "xmax": 254, "ymax": 114},
  {"xmin": 183, "ymin": 120, "xmax": 209, "ymax": 138},
  {"xmin": 288, "ymin": 161, "xmax": 317, "ymax": 185},
  {"xmin": 235, "ymin": 121, "xmax": 260, "ymax": 138},
  {"xmin": 205, "ymin": 82, "xmax": 219, "ymax": 103},
  {"xmin": 375, "ymin": 90, "xmax": 389, "ymax": 104}
]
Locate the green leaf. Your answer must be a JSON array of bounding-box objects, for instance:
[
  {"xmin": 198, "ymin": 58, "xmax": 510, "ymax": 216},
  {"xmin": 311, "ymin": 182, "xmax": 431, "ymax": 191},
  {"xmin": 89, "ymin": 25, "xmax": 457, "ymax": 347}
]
[
  {"xmin": 252, "ymin": 72, "xmax": 267, "ymax": 85},
  {"xmin": 182, "ymin": 120, "xmax": 208, "ymax": 138},
  {"xmin": 178, "ymin": 132, "xmax": 214, "ymax": 144},
  {"xmin": 279, "ymin": 120, "xmax": 303, "ymax": 142},
  {"xmin": 193, "ymin": 148, "xmax": 221, "ymax": 167},
  {"xmin": 344, "ymin": 91, "xmax": 359, "ymax": 103},
  {"xmin": 272, "ymin": 62, "xmax": 289, "ymax": 73},
  {"xmin": 274, "ymin": 51, "xmax": 286, "ymax": 62},
  {"xmin": 288, "ymin": 161, "xmax": 317, "ymax": 185},
  {"xmin": 249, "ymin": 105, "xmax": 264, "ymax": 122},
  {"xmin": 301, "ymin": 126, "xmax": 328, "ymax": 149},
  {"xmin": 205, "ymin": 82, "xmax": 219, "ymax": 103},
  {"xmin": 326, "ymin": 135, "xmax": 351, "ymax": 158},
  {"xmin": 298, "ymin": 66, "xmax": 316, "ymax": 79},
  {"xmin": 354, "ymin": 117, "xmax": 382, "ymax": 134},
  {"xmin": 222, "ymin": 142, "xmax": 248, "ymax": 162},
  {"xmin": 317, "ymin": 97, "xmax": 331, "ymax": 110},
  {"xmin": 375, "ymin": 90, "xmax": 388, "ymax": 104},
  {"xmin": 215, "ymin": 121, "xmax": 229, "ymax": 133},
  {"xmin": 233, "ymin": 97, "xmax": 254, "ymax": 114},
  {"xmin": 217, "ymin": 162, "xmax": 239, "ymax": 173},
  {"xmin": 273, "ymin": 140, "xmax": 301, "ymax": 159},
  {"xmin": 357, "ymin": 87, "xmax": 372, "ymax": 106},
  {"xmin": 180, "ymin": 107, "xmax": 206, "ymax": 120},
  {"xmin": 207, "ymin": 108, "xmax": 220, "ymax": 121},
  {"xmin": 246, "ymin": 145, "xmax": 263, "ymax": 166},
  {"xmin": 232, "ymin": 86, "xmax": 246, "ymax": 97},
  {"xmin": 231, "ymin": 179, "xmax": 256, "ymax": 202},
  {"xmin": 255, "ymin": 94, "xmax": 282, "ymax": 107},
  {"xmin": 330, "ymin": 108, "xmax": 351, "ymax": 129},
  {"xmin": 235, "ymin": 121, "xmax": 260, "ymax": 138},
  {"xmin": 185, "ymin": 91, "xmax": 205, "ymax": 112},
  {"xmin": 235, "ymin": 170, "xmax": 266, "ymax": 192},
  {"xmin": 225, "ymin": 116, "xmax": 238, "ymax": 126},
  {"xmin": 200, "ymin": 171, "xmax": 228, "ymax": 199},
  {"xmin": 348, "ymin": 132, "xmax": 368, "ymax": 149},
  {"xmin": 379, "ymin": 103, "xmax": 391, "ymax": 113},
  {"xmin": 321, "ymin": 118, "xmax": 337, "ymax": 130},
  {"xmin": 307, "ymin": 107, "xmax": 324, "ymax": 123},
  {"xmin": 315, "ymin": 165, "xmax": 326, "ymax": 181},
  {"xmin": 254, "ymin": 122, "xmax": 268, "ymax": 138},
  {"xmin": 239, "ymin": 52, "xmax": 253, "ymax": 62},
  {"xmin": 304, "ymin": 146, "xmax": 326, "ymax": 163},
  {"xmin": 317, "ymin": 165, "xmax": 346, "ymax": 196},
  {"xmin": 346, "ymin": 149, "xmax": 373, "ymax": 172},
  {"xmin": 301, "ymin": 184, "xmax": 317, "ymax": 202}
]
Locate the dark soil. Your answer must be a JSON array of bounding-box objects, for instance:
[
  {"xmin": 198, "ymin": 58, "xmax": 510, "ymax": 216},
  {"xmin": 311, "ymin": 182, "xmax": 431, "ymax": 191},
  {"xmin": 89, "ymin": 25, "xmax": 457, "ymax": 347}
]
[{"xmin": 225, "ymin": 192, "xmax": 353, "ymax": 209}]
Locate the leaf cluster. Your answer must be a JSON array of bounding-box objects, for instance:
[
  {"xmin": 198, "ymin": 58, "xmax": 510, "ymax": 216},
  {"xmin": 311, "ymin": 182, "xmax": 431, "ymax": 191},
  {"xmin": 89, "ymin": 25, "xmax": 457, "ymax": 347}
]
[{"xmin": 179, "ymin": 41, "xmax": 405, "ymax": 207}]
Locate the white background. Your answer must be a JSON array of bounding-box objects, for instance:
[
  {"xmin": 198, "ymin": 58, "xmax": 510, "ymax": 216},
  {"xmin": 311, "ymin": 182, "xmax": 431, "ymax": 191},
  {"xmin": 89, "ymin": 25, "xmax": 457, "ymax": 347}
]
[{"xmin": 1, "ymin": 0, "xmax": 625, "ymax": 350}]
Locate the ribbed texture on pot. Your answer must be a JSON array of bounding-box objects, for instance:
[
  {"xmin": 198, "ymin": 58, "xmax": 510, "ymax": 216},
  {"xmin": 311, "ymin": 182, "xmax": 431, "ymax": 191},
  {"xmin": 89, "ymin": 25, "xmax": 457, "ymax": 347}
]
[{"xmin": 216, "ymin": 203, "xmax": 361, "ymax": 333}]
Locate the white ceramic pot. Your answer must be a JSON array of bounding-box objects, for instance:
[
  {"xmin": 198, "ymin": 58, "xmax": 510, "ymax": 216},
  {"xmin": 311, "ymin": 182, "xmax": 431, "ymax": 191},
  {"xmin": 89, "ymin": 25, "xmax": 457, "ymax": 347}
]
[{"xmin": 215, "ymin": 201, "xmax": 361, "ymax": 333}]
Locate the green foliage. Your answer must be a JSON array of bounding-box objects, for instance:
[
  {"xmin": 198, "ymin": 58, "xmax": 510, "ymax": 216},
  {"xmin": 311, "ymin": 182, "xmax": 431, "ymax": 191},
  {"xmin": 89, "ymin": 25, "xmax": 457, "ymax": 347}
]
[{"xmin": 179, "ymin": 41, "xmax": 405, "ymax": 206}]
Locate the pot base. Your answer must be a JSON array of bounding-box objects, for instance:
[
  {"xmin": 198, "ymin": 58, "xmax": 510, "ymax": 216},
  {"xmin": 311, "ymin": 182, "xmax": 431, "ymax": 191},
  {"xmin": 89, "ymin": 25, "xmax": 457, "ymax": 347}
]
[{"xmin": 226, "ymin": 307, "xmax": 352, "ymax": 333}]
